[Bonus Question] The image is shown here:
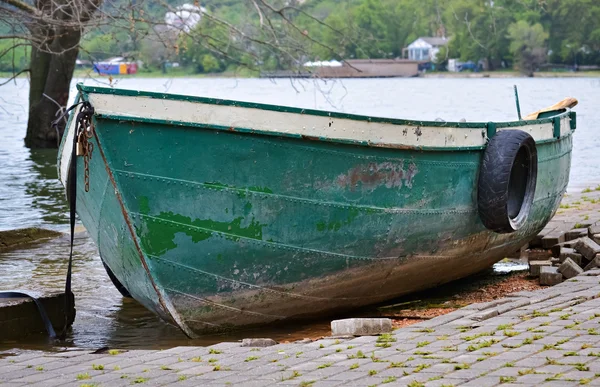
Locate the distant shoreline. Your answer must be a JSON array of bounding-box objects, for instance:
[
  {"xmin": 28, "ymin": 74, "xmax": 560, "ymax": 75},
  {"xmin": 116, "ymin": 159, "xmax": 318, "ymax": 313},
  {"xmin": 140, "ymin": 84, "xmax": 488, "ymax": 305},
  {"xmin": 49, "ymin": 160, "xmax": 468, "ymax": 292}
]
[
  {"xmin": 2, "ymin": 69, "xmax": 599, "ymax": 80},
  {"xmin": 421, "ymin": 71, "xmax": 600, "ymax": 78}
]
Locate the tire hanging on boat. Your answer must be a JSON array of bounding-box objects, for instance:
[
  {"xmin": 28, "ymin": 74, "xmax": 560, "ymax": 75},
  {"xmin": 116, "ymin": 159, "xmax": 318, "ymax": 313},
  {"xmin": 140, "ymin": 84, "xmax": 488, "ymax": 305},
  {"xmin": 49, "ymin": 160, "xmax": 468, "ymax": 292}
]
[{"xmin": 477, "ymin": 129, "xmax": 538, "ymax": 233}]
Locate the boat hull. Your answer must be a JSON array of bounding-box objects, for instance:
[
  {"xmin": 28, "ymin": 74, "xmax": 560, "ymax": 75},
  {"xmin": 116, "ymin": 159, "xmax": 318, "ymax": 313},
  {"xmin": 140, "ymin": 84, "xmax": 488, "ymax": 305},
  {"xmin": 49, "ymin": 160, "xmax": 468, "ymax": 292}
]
[{"xmin": 58, "ymin": 86, "xmax": 573, "ymax": 336}]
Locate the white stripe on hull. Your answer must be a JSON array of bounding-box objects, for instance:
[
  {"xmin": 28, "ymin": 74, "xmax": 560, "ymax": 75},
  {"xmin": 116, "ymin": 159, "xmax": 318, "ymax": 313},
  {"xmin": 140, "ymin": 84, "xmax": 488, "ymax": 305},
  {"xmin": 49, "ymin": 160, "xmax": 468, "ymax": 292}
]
[{"xmin": 87, "ymin": 93, "xmax": 571, "ymax": 150}]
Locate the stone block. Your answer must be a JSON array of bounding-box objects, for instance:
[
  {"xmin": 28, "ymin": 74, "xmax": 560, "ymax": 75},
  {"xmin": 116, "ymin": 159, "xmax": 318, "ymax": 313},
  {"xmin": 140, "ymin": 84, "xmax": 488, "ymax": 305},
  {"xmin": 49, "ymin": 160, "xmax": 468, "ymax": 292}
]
[
  {"xmin": 558, "ymin": 257, "xmax": 584, "ymax": 279},
  {"xmin": 542, "ymin": 231, "xmax": 566, "ymax": 249},
  {"xmin": 584, "ymin": 254, "xmax": 600, "ymax": 271},
  {"xmin": 558, "ymin": 247, "xmax": 583, "ymax": 266},
  {"xmin": 551, "ymin": 242, "xmax": 574, "ymax": 257},
  {"xmin": 566, "ymin": 228, "xmax": 588, "ymax": 241},
  {"xmin": 526, "ymin": 249, "xmax": 552, "ymax": 261},
  {"xmin": 529, "ymin": 260, "xmax": 552, "ymax": 277},
  {"xmin": 540, "ymin": 266, "xmax": 563, "ymax": 286},
  {"xmin": 330, "ymin": 318, "xmax": 392, "ymax": 336},
  {"xmin": 241, "ymin": 338, "xmax": 277, "ymax": 347},
  {"xmin": 589, "ymin": 223, "xmax": 600, "ymax": 237},
  {"xmin": 593, "ymin": 234, "xmax": 600, "ymax": 245},
  {"xmin": 573, "ymin": 237, "xmax": 600, "ymax": 260}
]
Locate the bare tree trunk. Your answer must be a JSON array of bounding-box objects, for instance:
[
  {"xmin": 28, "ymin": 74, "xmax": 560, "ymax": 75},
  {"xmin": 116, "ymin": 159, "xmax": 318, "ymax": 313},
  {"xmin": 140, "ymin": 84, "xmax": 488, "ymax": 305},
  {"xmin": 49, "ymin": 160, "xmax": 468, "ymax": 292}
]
[{"xmin": 25, "ymin": 27, "xmax": 81, "ymax": 148}]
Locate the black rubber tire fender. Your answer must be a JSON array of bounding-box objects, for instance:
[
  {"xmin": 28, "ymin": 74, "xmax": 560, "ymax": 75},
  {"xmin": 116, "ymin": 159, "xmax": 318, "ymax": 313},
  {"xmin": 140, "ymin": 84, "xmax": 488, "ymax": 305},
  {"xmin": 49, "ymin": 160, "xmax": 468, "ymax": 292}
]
[
  {"xmin": 101, "ymin": 258, "xmax": 132, "ymax": 298},
  {"xmin": 477, "ymin": 129, "xmax": 538, "ymax": 233}
]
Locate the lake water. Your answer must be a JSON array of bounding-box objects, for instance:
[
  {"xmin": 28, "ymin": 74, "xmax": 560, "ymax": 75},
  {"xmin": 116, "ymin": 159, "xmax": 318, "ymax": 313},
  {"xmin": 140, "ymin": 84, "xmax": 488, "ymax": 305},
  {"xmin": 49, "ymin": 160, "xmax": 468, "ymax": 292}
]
[{"xmin": 0, "ymin": 76, "xmax": 598, "ymax": 350}]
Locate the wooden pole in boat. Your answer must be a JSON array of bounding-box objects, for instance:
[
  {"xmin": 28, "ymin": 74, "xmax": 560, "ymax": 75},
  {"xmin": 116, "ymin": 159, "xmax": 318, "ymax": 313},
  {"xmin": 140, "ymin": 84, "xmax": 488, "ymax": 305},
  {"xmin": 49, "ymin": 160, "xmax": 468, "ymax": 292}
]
[{"xmin": 514, "ymin": 85, "xmax": 522, "ymax": 120}]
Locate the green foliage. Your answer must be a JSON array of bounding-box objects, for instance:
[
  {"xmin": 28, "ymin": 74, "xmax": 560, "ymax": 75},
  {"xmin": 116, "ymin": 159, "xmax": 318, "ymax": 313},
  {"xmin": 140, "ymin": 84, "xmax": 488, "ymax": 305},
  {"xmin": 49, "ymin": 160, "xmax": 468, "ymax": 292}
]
[
  {"xmin": 508, "ymin": 20, "xmax": 549, "ymax": 76},
  {"xmin": 0, "ymin": 40, "xmax": 30, "ymax": 72},
  {"xmin": 8, "ymin": 0, "xmax": 600, "ymax": 75}
]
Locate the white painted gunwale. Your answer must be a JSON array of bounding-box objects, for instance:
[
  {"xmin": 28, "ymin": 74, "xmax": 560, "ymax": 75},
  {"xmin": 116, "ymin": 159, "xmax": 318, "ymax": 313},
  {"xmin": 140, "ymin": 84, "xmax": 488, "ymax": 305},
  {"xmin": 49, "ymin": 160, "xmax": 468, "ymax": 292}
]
[
  {"xmin": 59, "ymin": 92, "xmax": 572, "ymax": 187},
  {"xmin": 87, "ymin": 93, "xmax": 571, "ymax": 148}
]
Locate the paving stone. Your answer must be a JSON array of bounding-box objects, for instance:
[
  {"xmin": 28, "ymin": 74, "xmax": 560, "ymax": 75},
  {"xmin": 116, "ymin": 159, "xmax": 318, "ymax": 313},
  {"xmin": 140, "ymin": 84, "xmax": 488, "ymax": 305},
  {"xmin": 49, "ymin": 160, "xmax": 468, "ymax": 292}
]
[
  {"xmin": 584, "ymin": 254, "xmax": 600, "ymax": 270},
  {"xmin": 559, "ymin": 257, "xmax": 585, "ymax": 279},
  {"xmin": 459, "ymin": 375, "xmax": 503, "ymax": 386},
  {"xmin": 559, "ymin": 248, "xmax": 584, "ymax": 266},
  {"xmin": 330, "ymin": 318, "xmax": 392, "ymax": 336},
  {"xmin": 530, "ymin": 260, "xmax": 553, "ymax": 277},
  {"xmin": 241, "ymin": 338, "xmax": 278, "ymax": 347},
  {"xmin": 426, "ymin": 378, "xmax": 470, "ymax": 386},
  {"xmin": 574, "ymin": 237, "xmax": 600, "ymax": 260},
  {"xmin": 540, "ymin": 266, "xmax": 564, "ymax": 285},
  {"xmin": 543, "ymin": 231, "xmax": 566, "ymax": 249},
  {"xmin": 566, "ymin": 228, "xmax": 588, "ymax": 241}
]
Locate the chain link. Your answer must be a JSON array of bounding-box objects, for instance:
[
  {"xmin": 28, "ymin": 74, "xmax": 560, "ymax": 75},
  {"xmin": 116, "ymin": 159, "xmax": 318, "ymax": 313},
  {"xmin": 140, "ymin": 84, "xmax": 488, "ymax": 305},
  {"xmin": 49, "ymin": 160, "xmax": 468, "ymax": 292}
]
[{"xmin": 75, "ymin": 102, "xmax": 95, "ymax": 193}]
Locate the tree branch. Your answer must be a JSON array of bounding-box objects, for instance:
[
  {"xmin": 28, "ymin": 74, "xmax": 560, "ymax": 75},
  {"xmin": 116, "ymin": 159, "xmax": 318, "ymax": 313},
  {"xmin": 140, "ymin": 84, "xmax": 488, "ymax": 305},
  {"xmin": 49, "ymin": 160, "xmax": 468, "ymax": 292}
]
[
  {"xmin": 0, "ymin": 68, "xmax": 29, "ymax": 86},
  {"xmin": 0, "ymin": 0, "xmax": 36, "ymax": 15}
]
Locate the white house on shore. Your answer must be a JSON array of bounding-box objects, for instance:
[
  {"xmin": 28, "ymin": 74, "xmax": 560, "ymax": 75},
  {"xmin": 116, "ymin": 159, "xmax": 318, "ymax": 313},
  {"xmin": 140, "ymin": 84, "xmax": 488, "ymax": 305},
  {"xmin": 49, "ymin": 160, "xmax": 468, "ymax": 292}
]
[{"xmin": 404, "ymin": 37, "xmax": 449, "ymax": 62}]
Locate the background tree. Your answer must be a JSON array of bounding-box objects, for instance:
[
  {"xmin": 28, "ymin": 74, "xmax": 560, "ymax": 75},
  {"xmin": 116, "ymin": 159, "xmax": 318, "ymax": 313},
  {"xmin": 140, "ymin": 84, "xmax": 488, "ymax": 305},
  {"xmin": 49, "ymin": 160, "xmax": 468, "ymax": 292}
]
[
  {"xmin": 507, "ymin": 20, "xmax": 548, "ymax": 77},
  {"xmin": 0, "ymin": 0, "xmax": 350, "ymax": 148},
  {"xmin": 1, "ymin": 0, "xmax": 100, "ymax": 148}
]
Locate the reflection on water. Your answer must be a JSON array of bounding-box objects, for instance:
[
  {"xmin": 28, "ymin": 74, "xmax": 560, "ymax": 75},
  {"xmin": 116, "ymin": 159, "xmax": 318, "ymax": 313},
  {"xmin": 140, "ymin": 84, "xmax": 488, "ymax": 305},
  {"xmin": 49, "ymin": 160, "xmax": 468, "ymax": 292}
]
[
  {"xmin": 0, "ymin": 76, "xmax": 599, "ymax": 350},
  {"xmin": 25, "ymin": 150, "xmax": 69, "ymax": 226}
]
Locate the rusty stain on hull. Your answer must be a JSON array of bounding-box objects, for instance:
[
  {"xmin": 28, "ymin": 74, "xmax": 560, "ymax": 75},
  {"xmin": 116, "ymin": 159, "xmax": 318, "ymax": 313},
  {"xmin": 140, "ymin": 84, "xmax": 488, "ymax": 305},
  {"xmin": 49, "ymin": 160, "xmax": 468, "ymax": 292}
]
[{"xmin": 336, "ymin": 161, "xmax": 418, "ymax": 191}]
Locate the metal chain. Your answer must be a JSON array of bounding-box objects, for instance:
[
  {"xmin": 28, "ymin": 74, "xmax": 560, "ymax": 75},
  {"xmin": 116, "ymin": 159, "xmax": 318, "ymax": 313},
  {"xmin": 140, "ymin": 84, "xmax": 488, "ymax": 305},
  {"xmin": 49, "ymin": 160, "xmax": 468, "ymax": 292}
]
[{"xmin": 75, "ymin": 102, "xmax": 95, "ymax": 193}]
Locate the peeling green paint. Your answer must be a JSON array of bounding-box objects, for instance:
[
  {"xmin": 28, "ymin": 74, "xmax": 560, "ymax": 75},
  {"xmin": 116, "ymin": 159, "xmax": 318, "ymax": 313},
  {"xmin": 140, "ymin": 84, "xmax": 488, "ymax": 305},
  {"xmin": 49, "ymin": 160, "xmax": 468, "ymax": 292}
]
[
  {"xmin": 139, "ymin": 211, "xmax": 265, "ymax": 257},
  {"xmin": 139, "ymin": 196, "xmax": 150, "ymax": 215},
  {"xmin": 247, "ymin": 186, "xmax": 273, "ymax": 194}
]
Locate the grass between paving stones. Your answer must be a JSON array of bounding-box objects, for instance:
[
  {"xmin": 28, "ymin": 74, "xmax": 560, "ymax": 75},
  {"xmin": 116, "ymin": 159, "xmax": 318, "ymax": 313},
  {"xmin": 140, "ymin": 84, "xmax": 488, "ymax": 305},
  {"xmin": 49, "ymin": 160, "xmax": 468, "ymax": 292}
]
[
  {"xmin": 208, "ymin": 349, "xmax": 222, "ymax": 354},
  {"xmin": 317, "ymin": 363, "xmax": 332, "ymax": 369},
  {"xmin": 76, "ymin": 373, "xmax": 91, "ymax": 380},
  {"xmin": 376, "ymin": 334, "xmax": 396, "ymax": 348},
  {"xmin": 467, "ymin": 339, "xmax": 499, "ymax": 352},
  {"xmin": 382, "ymin": 376, "xmax": 397, "ymax": 383},
  {"xmin": 245, "ymin": 356, "xmax": 259, "ymax": 362},
  {"xmin": 454, "ymin": 363, "xmax": 470, "ymax": 370},
  {"xmin": 281, "ymin": 370, "xmax": 301, "ymax": 381},
  {"xmin": 347, "ymin": 350, "xmax": 367, "ymax": 359},
  {"xmin": 413, "ymin": 364, "xmax": 430, "ymax": 373},
  {"xmin": 461, "ymin": 332, "xmax": 495, "ymax": 341},
  {"xmin": 132, "ymin": 377, "xmax": 149, "ymax": 383},
  {"xmin": 299, "ymin": 381, "xmax": 315, "ymax": 387}
]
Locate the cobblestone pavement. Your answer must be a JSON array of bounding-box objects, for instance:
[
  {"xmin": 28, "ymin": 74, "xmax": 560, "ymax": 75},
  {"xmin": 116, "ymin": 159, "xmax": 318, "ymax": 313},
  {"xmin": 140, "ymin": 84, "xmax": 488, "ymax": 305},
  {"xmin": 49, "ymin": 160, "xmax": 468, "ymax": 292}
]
[{"xmin": 4, "ymin": 270, "xmax": 600, "ymax": 386}]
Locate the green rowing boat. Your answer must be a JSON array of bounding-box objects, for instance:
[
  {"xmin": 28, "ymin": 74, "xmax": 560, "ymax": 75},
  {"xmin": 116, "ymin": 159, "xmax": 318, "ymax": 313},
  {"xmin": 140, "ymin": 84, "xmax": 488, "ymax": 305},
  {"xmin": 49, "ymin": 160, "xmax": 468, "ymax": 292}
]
[{"xmin": 58, "ymin": 84, "xmax": 576, "ymax": 337}]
